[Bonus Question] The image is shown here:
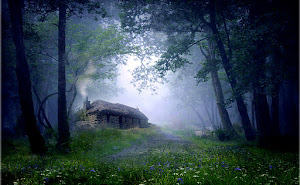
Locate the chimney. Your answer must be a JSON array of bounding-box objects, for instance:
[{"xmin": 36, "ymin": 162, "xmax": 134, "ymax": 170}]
[{"xmin": 83, "ymin": 96, "xmax": 90, "ymax": 110}]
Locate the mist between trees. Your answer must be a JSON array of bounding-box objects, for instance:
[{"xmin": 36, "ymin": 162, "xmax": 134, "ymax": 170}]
[{"xmin": 2, "ymin": 0, "xmax": 298, "ymax": 154}]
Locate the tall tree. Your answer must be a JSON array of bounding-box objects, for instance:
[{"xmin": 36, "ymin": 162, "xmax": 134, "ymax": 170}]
[
  {"xmin": 270, "ymin": 0, "xmax": 298, "ymax": 151},
  {"xmin": 8, "ymin": 0, "xmax": 47, "ymax": 154},
  {"xmin": 230, "ymin": 0, "xmax": 299, "ymax": 149},
  {"xmin": 248, "ymin": 0, "xmax": 272, "ymax": 146},
  {"xmin": 205, "ymin": 0, "xmax": 255, "ymax": 141},
  {"xmin": 198, "ymin": 38, "xmax": 238, "ymax": 137},
  {"xmin": 26, "ymin": 0, "xmax": 107, "ymax": 150},
  {"xmin": 57, "ymin": 0, "xmax": 70, "ymax": 150}
]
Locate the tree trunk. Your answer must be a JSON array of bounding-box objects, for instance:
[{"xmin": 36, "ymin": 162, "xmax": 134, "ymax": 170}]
[
  {"xmin": 251, "ymin": 44, "xmax": 269, "ymax": 143},
  {"xmin": 199, "ymin": 31, "xmax": 238, "ymax": 137},
  {"xmin": 249, "ymin": 0, "xmax": 273, "ymax": 147},
  {"xmin": 208, "ymin": 1, "xmax": 255, "ymax": 141},
  {"xmin": 210, "ymin": 68, "xmax": 234, "ymax": 131},
  {"xmin": 270, "ymin": 47, "xmax": 281, "ymax": 139},
  {"xmin": 271, "ymin": 89, "xmax": 280, "ymax": 144},
  {"xmin": 8, "ymin": 0, "xmax": 47, "ymax": 154},
  {"xmin": 251, "ymin": 92, "xmax": 256, "ymax": 131},
  {"xmin": 210, "ymin": 62, "xmax": 238, "ymax": 138},
  {"xmin": 254, "ymin": 90, "xmax": 272, "ymax": 146},
  {"xmin": 57, "ymin": 0, "xmax": 70, "ymax": 150},
  {"xmin": 271, "ymin": 0, "xmax": 298, "ymax": 151}
]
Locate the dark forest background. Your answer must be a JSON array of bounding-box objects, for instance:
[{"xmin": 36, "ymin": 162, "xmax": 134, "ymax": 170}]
[{"xmin": 1, "ymin": 0, "xmax": 299, "ymax": 155}]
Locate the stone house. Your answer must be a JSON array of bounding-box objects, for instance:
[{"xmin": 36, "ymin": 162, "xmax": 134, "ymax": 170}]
[{"xmin": 77, "ymin": 97, "xmax": 149, "ymax": 129}]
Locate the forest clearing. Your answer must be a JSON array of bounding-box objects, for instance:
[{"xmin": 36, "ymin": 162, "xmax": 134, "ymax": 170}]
[
  {"xmin": 2, "ymin": 127, "xmax": 299, "ymax": 184},
  {"xmin": 2, "ymin": 0, "xmax": 299, "ymax": 184}
]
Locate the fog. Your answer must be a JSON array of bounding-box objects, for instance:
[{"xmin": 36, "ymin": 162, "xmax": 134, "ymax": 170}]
[
  {"xmin": 2, "ymin": 0, "xmax": 298, "ymax": 150},
  {"xmin": 2, "ymin": 1, "xmax": 299, "ymax": 184},
  {"xmin": 74, "ymin": 49, "xmax": 225, "ymax": 129},
  {"xmin": 77, "ymin": 55, "xmax": 174, "ymax": 125},
  {"xmin": 113, "ymin": 60, "xmax": 171, "ymax": 125}
]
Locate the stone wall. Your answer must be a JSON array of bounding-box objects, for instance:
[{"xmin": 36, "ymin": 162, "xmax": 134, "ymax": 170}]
[
  {"xmin": 87, "ymin": 115, "xmax": 97, "ymax": 125},
  {"xmin": 78, "ymin": 113, "xmax": 148, "ymax": 129},
  {"xmin": 97, "ymin": 114, "xmax": 108, "ymax": 127}
]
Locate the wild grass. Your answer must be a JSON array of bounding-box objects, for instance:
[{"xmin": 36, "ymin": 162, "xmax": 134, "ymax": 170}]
[
  {"xmin": 2, "ymin": 127, "xmax": 299, "ymax": 184},
  {"xmin": 2, "ymin": 127, "xmax": 156, "ymax": 184}
]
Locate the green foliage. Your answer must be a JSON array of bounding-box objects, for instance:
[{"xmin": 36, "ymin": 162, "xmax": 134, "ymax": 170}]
[
  {"xmin": 70, "ymin": 128, "xmax": 156, "ymax": 155},
  {"xmin": 33, "ymin": 17, "xmax": 134, "ymax": 114},
  {"xmin": 228, "ymin": 6, "xmax": 287, "ymax": 96},
  {"xmin": 127, "ymin": 32, "xmax": 168, "ymax": 93},
  {"xmin": 2, "ymin": 128, "xmax": 157, "ymax": 184},
  {"xmin": 213, "ymin": 128, "xmax": 229, "ymax": 141},
  {"xmin": 120, "ymin": 0, "xmax": 288, "ymax": 100},
  {"xmin": 65, "ymin": 23, "xmax": 133, "ymax": 82},
  {"xmin": 196, "ymin": 63, "xmax": 211, "ymax": 83},
  {"xmin": 26, "ymin": 0, "xmax": 107, "ymax": 22},
  {"xmin": 212, "ymin": 127, "xmax": 237, "ymax": 141},
  {"xmin": 154, "ymin": 34, "xmax": 194, "ymax": 78},
  {"xmin": 43, "ymin": 128, "xmax": 58, "ymax": 140},
  {"xmin": 232, "ymin": 123, "xmax": 245, "ymax": 136},
  {"xmin": 34, "ymin": 15, "xmax": 134, "ymax": 85}
]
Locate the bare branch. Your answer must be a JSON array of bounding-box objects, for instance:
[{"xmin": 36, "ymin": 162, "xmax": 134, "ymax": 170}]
[
  {"xmin": 32, "ymin": 85, "xmax": 53, "ymax": 130},
  {"xmin": 66, "ymin": 4, "xmax": 83, "ymax": 19},
  {"xmin": 199, "ymin": 45, "xmax": 209, "ymax": 59},
  {"xmin": 39, "ymin": 51, "xmax": 58, "ymax": 61}
]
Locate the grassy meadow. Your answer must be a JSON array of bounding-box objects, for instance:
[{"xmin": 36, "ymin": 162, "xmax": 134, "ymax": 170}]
[{"xmin": 1, "ymin": 127, "xmax": 299, "ymax": 184}]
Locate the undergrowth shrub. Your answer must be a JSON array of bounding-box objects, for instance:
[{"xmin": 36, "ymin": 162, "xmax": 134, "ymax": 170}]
[
  {"xmin": 232, "ymin": 123, "xmax": 245, "ymax": 135},
  {"xmin": 74, "ymin": 109, "xmax": 88, "ymax": 121},
  {"xmin": 213, "ymin": 127, "xmax": 235, "ymax": 141}
]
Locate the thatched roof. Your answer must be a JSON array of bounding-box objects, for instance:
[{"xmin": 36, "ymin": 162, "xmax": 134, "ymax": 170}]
[{"xmin": 87, "ymin": 100, "xmax": 148, "ymax": 120}]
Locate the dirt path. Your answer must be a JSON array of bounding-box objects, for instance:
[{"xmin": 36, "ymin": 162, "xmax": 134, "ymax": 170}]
[{"xmin": 107, "ymin": 129, "xmax": 192, "ymax": 159}]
